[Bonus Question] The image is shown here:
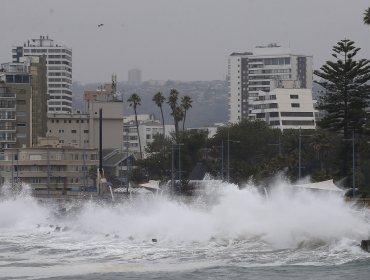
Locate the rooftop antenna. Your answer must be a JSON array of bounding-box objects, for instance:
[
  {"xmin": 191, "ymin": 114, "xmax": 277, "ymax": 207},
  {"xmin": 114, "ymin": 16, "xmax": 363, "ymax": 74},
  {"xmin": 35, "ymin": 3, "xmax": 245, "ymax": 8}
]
[{"xmin": 111, "ymin": 74, "xmax": 117, "ymax": 100}]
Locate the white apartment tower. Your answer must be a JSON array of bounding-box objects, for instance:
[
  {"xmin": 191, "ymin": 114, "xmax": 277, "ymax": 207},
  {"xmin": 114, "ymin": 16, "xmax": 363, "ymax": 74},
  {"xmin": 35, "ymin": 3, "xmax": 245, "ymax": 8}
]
[
  {"xmin": 228, "ymin": 44, "xmax": 313, "ymax": 123},
  {"xmin": 12, "ymin": 36, "xmax": 72, "ymax": 113}
]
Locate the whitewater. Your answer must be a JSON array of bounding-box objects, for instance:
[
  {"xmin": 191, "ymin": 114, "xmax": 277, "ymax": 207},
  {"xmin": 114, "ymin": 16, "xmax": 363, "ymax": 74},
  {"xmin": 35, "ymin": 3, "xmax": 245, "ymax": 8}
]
[{"xmin": 1, "ymin": 179, "xmax": 370, "ymax": 280}]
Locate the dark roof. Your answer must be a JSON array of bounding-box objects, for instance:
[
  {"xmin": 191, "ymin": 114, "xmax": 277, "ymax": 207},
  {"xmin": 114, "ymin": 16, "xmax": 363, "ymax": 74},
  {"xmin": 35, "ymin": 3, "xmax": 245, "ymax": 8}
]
[
  {"xmin": 102, "ymin": 149, "xmax": 136, "ymax": 167},
  {"xmin": 188, "ymin": 162, "xmax": 207, "ymax": 180}
]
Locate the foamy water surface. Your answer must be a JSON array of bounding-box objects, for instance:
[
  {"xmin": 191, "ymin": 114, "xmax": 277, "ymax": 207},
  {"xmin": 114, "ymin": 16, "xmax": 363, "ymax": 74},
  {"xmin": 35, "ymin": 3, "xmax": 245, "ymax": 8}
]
[{"xmin": 1, "ymin": 179, "xmax": 370, "ymax": 279}]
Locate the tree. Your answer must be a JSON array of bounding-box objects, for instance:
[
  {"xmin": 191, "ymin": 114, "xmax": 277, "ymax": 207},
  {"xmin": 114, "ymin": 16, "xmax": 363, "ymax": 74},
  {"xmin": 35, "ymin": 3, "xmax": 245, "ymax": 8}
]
[
  {"xmin": 363, "ymin": 7, "xmax": 370, "ymax": 25},
  {"xmin": 167, "ymin": 89, "xmax": 183, "ymax": 140},
  {"xmin": 181, "ymin": 95, "xmax": 193, "ymax": 131},
  {"xmin": 314, "ymin": 39, "xmax": 370, "ymax": 138},
  {"xmin": 127, "ymin": 93, "xmax": 143, "ymax": 159},
  {"xmin": 152, "ymin": 92, "xmax": 166, "ymax": 137},
  {"xmin": 152, "ymin": 92, "xmax": 166, "ymax": 156}
]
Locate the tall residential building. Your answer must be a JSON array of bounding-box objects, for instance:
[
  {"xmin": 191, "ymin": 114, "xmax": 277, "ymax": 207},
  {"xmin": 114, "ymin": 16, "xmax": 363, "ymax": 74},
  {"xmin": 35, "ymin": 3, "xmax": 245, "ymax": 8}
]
[
  {"xmin": 0, "ymin": 57, "xmax": 48, "ymax": 149},
  {"xmin": 228, "ymin": 44, "xmax": 313, "ymax": 123},
  {"xmin": 128, "ymin": 69, "xmax": 141, "ymax": 86},
  {"xmin": 12, "ymin": 36, "xmax": 72, "ymax": 113}
]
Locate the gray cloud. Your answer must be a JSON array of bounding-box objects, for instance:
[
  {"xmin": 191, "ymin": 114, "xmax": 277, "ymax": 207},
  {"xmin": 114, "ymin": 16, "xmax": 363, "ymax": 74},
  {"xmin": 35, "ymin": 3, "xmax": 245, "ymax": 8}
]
[{"xmin": 1, "ymin": 0, "xmax": 369, "ymax": 83}]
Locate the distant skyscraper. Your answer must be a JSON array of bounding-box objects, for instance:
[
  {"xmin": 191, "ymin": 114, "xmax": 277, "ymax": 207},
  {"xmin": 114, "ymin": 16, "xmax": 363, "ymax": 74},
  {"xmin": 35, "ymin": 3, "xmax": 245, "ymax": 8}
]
[
  {"xmin": 128, "ymin": 69, "xmax": 141, "ymax": 86},
  {"xmin": 12, "ymin": 35, "xmax": 72, "ymax": 113},
  {"xmin": 228, "ymin": 44, "xmax": 313, "ymax": 123}
]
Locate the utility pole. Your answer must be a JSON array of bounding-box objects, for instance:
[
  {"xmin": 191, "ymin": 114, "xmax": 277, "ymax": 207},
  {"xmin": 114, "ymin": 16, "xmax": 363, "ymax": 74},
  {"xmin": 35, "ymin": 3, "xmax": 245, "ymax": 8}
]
[
  {"xmin": 226, "ymin": 127, "xmax": 240, "ymax": 182},
  {"xmin": 298, "ymin": 128, "xmax": 302, "ymax": 180},
  {"xmin": 352, "ymin": 130, "xmax": 355, "ymax": 197},
  {"xmin": 171, "ymin": 144, "xmax": 175, "ymax": 193},
  {"xmin": 221, "ymin": 141, "xmax": 224, "ymax": 181},
  {"xmin": 47, "ymin": 149, "xmax": 51, "ymax": 197},
  {"xmin": 298, "ymin": 129, "xmax": 312, "ymax": 181},
  {"xmin": 269, "ymin": 134, "xmax": 282, "ymax": 156},
  {"xmin": 171, "ymin": 143, "xmax": 184, "ymax": 192}
]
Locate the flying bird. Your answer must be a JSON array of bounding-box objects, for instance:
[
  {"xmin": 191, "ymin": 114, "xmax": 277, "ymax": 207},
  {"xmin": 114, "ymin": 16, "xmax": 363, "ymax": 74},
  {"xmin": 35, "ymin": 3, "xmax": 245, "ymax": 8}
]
[{"xmin": 98, "ymin": 24, "xmax": 104, "ymax": 27}]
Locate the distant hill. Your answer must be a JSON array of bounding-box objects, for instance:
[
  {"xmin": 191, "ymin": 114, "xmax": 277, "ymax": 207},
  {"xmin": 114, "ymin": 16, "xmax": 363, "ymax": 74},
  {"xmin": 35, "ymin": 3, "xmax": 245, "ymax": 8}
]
[{"xmin": 72, "ymin": 80, "xmax": 229, "ymax": 128}]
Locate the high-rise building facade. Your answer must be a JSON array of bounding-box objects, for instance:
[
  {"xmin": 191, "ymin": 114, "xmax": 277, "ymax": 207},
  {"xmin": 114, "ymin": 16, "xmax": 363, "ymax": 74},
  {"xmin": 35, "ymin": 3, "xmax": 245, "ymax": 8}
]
[
  {"xmin": 0, "ymin": 71, "xmax": 31, "ymax": 149},
  {"xmin": 12, "ymin": 36, "xmax": 72, "ymax": 113},
  {"xmin": 0, "ymin": 56, "xmax": 47, "ymax": 149},
  {"xmin": 228, "ymin": 44, "xmax": 313, "ymax": 123}
]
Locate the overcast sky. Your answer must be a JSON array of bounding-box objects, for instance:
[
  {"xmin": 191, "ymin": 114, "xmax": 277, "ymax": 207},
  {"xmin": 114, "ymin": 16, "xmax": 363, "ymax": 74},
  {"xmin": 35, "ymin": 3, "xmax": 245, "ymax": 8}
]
[{"xmin": 1, "ymin": 0, "xmax": 370, "ymax": 83}]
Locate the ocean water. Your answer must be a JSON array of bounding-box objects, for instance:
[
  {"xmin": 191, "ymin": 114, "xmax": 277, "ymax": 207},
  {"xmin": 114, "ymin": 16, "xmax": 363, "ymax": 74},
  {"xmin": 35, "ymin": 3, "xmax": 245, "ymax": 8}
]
[{"xmin": 1, "ymin": 179, "xmax": 370, "ymax": 280}]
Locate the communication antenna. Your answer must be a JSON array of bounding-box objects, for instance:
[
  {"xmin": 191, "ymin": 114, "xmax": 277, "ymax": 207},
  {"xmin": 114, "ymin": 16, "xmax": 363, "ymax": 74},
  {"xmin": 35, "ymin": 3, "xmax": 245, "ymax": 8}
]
[{"xmin": 111, "ymin": 74, "xmax": 117, "ymax": 100}]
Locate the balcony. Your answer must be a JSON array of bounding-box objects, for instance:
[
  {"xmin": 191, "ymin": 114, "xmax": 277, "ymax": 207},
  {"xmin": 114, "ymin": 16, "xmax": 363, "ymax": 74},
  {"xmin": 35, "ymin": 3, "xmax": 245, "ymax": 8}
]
[
  {"xmin": 0, "ymin": 92, "xmax": 16, "ymax": 99},
  {"xmin": 0, "ymin": 125, "xmax": 16, "ymax": 132}
]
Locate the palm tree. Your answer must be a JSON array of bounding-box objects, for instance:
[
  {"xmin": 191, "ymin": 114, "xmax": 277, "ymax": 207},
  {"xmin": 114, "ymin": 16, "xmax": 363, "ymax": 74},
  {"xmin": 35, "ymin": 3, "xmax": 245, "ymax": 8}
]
[
  {"xmin": 167, "ymin": 89, "xmax": 181, "ymax": 140},
  {"xmin": 127, "ymin": 93, "xmax": 143, "ymax": 159},
  {"xmin": 152, "ymin": 92, "xmax": 166, "ymax": 158},
  {"xmin": 152, "ymin": 92, "xmax": 166, "ymax": 139},
  {"xmin": 364, "ymin": 7, "xmax": 370, "ymax": 25},
  {"xmin": 181, "ymin": 95, "xmax": 192, "ymax": 131}
]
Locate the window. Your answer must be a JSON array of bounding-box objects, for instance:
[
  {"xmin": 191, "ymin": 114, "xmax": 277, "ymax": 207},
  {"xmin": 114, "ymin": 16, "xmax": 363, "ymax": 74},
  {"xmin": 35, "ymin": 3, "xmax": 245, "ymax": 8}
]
[
  {"xmin": 71, "ymin": 130, "xmax": 77, "ymax": 133},
  {"xmin": 290, "ymin": 95, "xmax": 299, "ymax": 99},
  {"xmin": 282, "ymin": 120, "xmax": 314, "ymax": 126},
  {"xmin": 84, "ymin": 130, "xmax": 89, "ymax": 133},
  {"xmin": 281, "ymin": 112, "xmax": 313, "ymax": 117},
  {"xmin": 269, "ymin": 112, "xmax": 279, "ymax": 117},
  {"xmin": 270, "ymin": 120, "xmax": 280, "ymax": 125},
  {"xmin": 291, "ymin": 103, "xmax": 300, "ymax": 108}
]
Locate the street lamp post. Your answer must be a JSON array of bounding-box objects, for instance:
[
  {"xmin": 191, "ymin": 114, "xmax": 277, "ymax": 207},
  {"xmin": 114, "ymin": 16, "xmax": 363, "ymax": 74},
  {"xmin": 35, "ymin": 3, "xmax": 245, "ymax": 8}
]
[
  {"xmin": 226, "ymin": 129, "xmax": 240, "ymax": 182},
  {"xmin": 221, "ymin": 141, "xmax": 224, "ymax": 181},
  {"xmin": 298, "ymin": 128, "xmax": 312, "ymax": 181},
  {"xmin": 171, "ymin": 143, "xmax": 184, "ymax": 192},
  {"xmin": 298, "ymin": 128, "xmax": 302, "ymax": 180},
  {"xmin": 352, "ymin": 130, "xmax": 355, "ymax": 197},
  {"xmin": 343, "ymin": 130, "xmax": 356, "ymax": 197}
]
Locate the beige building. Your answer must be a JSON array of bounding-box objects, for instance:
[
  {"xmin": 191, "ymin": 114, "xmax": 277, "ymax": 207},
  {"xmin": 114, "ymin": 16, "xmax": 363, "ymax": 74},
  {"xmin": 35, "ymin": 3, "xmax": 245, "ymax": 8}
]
[
  {"xmin": 47, "ymin": 93, "xmax": 123, "ymax": 150},
  {"xmin": 0, "ymin": 57, "xmax": 47, "ymax": 150},
  {"xmin": 0, "ymin": 147, "xmax": 98, "ymax": 194},
  {"xmin": 251, "ymin": 81, "xmax": 316, "ymax": 131}
]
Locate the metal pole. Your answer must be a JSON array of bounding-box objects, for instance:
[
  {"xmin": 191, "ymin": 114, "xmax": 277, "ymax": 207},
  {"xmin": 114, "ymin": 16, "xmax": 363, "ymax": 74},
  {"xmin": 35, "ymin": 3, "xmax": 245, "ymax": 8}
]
[
  {"xmin": 178, "ymin": 145, "xmax": 181, "ymax": 182},
  {"xmin": 278, "ymin": 134, "xmax": 282, "ymax": 156},
  {"xmin": 227, "ymin": 129, "xmax": 230, "ymax": 182},
  {"xmin": 47, "ymin": 149, "xmax": 50, "ymax": 196},
  {"xmin": 171, "ymin": 144, "xmax": 175, "ymax": 192},
  {"xmin": 352, "ymin": 130, "xmax": 355, "ymax": 197},
  {"xmin": 221, "ymin": 141, "xmax": 224, "ymax": 181},
  {"xmin": 298, "ymin": 128, "xmax": 301, "ymax": 180},
  {"xmin": 11, "ymin": 151, "xmax": 14, "ymax": 188},
  {"xmin": 99, "ymin": 108, "xmax": 103, "ymax": 177}
]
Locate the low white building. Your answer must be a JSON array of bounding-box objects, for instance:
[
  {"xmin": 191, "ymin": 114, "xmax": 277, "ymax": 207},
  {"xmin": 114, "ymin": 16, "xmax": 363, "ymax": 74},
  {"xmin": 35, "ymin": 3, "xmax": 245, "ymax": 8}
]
[
  {"xmin": 251, "ymin": 85, "xmax": 316, "ymax": 131},
  {"xmin": 123, "ymin": 114, "xmax": 175, "ymax": 158}
]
